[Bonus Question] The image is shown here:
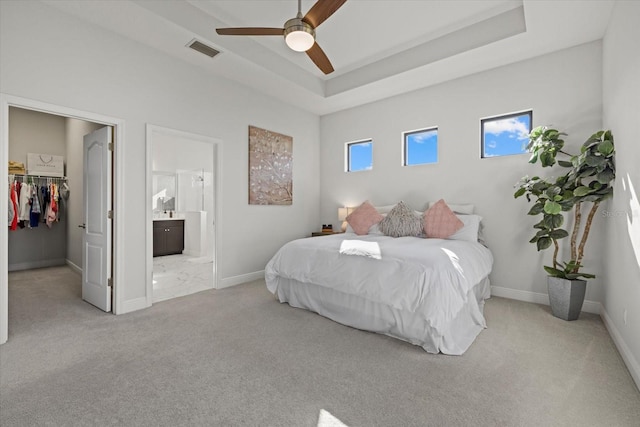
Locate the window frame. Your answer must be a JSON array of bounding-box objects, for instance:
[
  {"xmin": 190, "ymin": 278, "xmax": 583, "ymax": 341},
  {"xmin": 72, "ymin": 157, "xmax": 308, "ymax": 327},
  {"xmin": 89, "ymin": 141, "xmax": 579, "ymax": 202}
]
[
  {"xmin": 480, "ymin": 110, "xmax": 533, "ymax": 159},
  {"xmin": 402, "ymin": 127, "xmax": 439, "ymax": 167},
  {"xmin": 344, "ymin": 139, "xmax": 373, "ymax": 172}
]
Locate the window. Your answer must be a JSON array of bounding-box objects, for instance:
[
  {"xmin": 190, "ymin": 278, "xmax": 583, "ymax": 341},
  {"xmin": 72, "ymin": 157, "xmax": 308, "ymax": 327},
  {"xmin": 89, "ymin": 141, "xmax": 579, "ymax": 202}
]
[
  {"xmin": 346, "ymin": 139, "xmax": 373, "ymax": 172},
  {"xmin": 403, "ymin": 127, "xmax": 438, "ymax": 166},
  {"xmin": 481, "ymin": 110, "xmax": 532, "ymax": 158}
]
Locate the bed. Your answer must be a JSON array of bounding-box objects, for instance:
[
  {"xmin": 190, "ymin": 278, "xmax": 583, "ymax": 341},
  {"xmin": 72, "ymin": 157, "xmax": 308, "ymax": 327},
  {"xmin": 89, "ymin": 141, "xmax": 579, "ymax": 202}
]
[{"xmin": 265, "ymin": 226, "xmax": 493, "ymax": 355}]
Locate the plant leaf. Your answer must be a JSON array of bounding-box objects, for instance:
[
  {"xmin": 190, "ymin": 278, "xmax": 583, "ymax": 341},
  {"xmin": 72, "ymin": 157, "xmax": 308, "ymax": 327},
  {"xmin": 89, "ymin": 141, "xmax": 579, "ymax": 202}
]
[
  {"xmin": 598, "ymin": 140, "xmax": 614, "ymax": 156},
  {"xmin": 597, "ymin": 168, "xmax": 615, "ymax": 184},
  {"xmin": 543, "ymin": 213, "xmax": 564, "ymax": 229},
  {"xmin": 544, "ymin": 200, "xmax": 562, "ymax": 215},
  {"xmin": 549, "ymin": 229, "xmax": 569, "ymax": 239},
  {"xmin": 574, "ymin": 186, "xmax": 592, "ymax": 197},
  {"xmin": 537, "ymin": 237, "xmax": 552, "ymax": 251},
  {"xmin": 514, "ymin": 187, "xmax": 526, "ymax": 198},
  {"xmin": 528, "ymin": 203, "xmax": 544, "ymax": 215},
  {"xmin": 544, "ymin": 266, "xmax": 564, "ymax": 277}
]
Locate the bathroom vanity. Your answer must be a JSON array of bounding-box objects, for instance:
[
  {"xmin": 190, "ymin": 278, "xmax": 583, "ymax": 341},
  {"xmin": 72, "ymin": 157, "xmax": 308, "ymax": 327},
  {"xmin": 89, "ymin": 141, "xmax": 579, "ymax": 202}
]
[{"xmin": 153, "ymin": 218, "xmax": 184, "ymax": 257}]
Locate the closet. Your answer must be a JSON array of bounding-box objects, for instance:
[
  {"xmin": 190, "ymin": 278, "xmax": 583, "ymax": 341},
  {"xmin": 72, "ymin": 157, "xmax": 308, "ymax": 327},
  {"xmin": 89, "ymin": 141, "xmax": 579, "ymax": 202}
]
[{"xmin": 7, "ymin": 107, "xmax": 101, "ymax": 273}]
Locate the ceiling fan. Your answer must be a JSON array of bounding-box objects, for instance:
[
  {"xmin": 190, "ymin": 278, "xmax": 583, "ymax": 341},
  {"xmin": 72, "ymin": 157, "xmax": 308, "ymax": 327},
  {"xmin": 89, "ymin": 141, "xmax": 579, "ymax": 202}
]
[{"xmin": 216, "ymin": 0, "xmax": 347, "ymax": 75}]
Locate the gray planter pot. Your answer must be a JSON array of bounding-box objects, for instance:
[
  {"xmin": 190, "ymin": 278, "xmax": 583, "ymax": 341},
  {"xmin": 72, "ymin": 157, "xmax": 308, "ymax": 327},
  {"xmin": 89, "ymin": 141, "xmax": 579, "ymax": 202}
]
[{"xmin": 547, "ymin": 276, "xmax": 587, "ymax": 320}]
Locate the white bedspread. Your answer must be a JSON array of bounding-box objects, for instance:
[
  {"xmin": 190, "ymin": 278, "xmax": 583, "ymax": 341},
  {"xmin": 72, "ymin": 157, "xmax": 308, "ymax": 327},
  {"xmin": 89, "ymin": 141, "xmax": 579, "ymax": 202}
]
[{"xmin": 265, "ymin": 233, "xmax": 493, "ymax": 353}]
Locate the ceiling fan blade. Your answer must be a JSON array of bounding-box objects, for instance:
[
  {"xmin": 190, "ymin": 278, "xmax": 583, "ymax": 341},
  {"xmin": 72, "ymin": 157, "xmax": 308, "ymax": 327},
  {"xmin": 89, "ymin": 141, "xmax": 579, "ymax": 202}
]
[
  {"xmin": 216, "ymin": 28, "xmax": 284, "ymax": 36},
  {"xmin": 306, "ymin": 42, "xmax": 334, "ymax": 74},
  {"xmin": 302, "ymin": 0, "xmax": 347, "ymax": 28}
]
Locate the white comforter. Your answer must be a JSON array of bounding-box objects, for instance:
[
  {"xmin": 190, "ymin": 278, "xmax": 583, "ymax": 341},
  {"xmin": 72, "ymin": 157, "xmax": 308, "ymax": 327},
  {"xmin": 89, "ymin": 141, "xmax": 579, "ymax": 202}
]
[{"xmin": 265, "ymin": 233, "xmax": 493, "ymax": 351}]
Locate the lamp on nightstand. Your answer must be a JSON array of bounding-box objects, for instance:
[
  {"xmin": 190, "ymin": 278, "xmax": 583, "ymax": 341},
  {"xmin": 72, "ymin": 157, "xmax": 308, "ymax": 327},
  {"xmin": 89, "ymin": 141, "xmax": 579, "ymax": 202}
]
[{"xmin": 338, "ymin": 207, "xmax": 355, "ymax": 232}]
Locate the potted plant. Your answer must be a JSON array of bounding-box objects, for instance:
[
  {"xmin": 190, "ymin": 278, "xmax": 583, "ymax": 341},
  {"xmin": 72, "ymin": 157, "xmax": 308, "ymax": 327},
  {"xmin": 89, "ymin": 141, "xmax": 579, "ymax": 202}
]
[{"xmin": 514, "ymin": 126, "xmax": 615, "ymax": 320}]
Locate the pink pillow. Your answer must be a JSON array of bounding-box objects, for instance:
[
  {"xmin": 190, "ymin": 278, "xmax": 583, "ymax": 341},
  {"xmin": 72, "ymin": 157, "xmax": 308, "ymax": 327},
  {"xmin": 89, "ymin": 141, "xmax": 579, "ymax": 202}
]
[
  {"xmin": 423, "ymin": 199, "xmax": 464, "ymax": 238},
  {"xmin": 346, "ymin": 201, "xmax": 384, "ymax": 235}
]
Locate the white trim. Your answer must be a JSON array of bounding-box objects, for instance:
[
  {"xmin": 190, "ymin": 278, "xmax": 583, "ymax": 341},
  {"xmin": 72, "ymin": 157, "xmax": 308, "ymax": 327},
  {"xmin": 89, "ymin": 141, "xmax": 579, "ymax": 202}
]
[
  {"xmin": 0, "ymin": 93, "xmax": 125, "ymax": 344},
  {"xmin": 9, "ymin": 260, "xmax": 66, "ymax": 272},
  {"xmin": 119, "ymin": 296, "xmax": 150, "ymax": 314},
  {"xmin": 219, "ymin": 271, "xmax": 265, "ymax": 289},
  {"xmin": 600, "ymin": 306, "xmax": 640, "ymax": 391},
  {"xmin": 65, "ymin": 259, "xmax": 82, "ymax": 276},
  {"xmin": 490, "ymin": 285, "xmax": 601, "ymax": 314},
  {"xmin": 145, "ymin": 124, "xmax": 223, "ymax": 305}
]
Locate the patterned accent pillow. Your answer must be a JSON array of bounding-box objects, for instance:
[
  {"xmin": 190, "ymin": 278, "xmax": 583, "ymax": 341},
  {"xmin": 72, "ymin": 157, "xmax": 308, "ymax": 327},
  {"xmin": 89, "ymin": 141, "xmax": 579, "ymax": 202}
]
[
  {"xmin": 379, "ymin": 201, "xmax": 422, "ymax": 238},
  {"xmin": 423, "ymin": 199, "xmax": 464, "ymax": 238},
  {"xmin": 346, "ymin": 201, "xmax": 384, "ymax": 235}
]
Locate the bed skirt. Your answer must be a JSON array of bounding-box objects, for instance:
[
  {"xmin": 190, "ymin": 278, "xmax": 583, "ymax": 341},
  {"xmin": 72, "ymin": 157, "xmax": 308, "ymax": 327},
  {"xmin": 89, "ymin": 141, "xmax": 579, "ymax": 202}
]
[{"xmin": 268, "ymin": 276, "xmax": 491, "ymax": 355}]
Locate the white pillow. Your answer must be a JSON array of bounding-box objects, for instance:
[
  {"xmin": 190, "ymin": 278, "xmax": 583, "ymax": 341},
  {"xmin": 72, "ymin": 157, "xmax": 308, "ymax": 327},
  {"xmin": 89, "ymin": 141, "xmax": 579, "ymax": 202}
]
[
  {"xmin": 448, "ymin": 214, "xmax": 482, "ymax": 242},
  {"xmin": 345, "ymin": 222, "xmax": 385, "ymax": 235},
  {"xmin": 427, "ymin": 201, "xmax": 474, "ymax": 215},
  {"xmin": 374, "ymin": 204, "xmax": 397, "ymax": 214}
]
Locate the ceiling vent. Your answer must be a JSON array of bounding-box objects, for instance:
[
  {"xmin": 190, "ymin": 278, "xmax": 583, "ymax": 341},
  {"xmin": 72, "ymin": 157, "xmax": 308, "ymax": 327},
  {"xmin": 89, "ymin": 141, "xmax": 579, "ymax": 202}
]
[{"xmin": 187, "ymin": 39, "xmax": 220, "ymax": 59}]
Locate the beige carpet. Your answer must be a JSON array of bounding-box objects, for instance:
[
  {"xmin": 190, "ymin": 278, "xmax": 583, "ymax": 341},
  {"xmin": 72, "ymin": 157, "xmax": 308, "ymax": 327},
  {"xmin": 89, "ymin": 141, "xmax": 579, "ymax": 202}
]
[{"xmin": 1, "ymin": 266, "xmax": 639, "ymax": 426}]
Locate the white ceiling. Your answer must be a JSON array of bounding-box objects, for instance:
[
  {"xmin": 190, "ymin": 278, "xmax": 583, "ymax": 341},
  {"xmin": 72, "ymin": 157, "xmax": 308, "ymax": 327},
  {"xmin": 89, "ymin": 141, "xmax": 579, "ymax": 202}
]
[{"xmin": 43, "ymin": 0, "xmax": 614, "ymax": 115}]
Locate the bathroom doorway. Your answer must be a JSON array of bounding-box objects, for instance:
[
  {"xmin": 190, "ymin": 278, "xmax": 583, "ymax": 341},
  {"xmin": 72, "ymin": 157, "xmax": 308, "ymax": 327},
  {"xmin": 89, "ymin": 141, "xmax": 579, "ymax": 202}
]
[{"xmin": 145, "ymin": 125, "xmax": 221, "ymax": 304}]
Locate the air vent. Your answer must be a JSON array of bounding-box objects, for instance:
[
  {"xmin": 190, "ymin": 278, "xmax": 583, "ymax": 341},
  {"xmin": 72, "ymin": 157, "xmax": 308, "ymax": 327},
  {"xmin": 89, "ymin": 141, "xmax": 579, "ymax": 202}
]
[{"xmin": 187, "ymin": 39, "xmax": 220, "ymax": 59}]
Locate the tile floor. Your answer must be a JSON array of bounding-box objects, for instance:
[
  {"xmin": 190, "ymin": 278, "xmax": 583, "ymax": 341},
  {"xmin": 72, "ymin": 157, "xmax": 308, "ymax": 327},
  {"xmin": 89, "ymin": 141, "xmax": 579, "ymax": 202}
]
[{"xmin": 152, "ymin": 253, "xmax": 214, "ymax": 302}]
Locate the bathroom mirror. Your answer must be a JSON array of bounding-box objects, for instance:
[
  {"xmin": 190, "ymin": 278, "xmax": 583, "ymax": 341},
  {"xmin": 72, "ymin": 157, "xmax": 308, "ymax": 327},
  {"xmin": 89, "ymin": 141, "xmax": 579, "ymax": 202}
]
[{"xmin": 152, "ymin": 172, "xmax": 176, "ymax": 212}]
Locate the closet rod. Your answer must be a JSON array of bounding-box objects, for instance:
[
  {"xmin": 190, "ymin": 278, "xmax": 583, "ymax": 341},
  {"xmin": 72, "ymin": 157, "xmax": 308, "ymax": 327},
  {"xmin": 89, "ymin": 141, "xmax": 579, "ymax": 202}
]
[{"xmin": 10, "ymin": 174, "xmax": 68, "ymax": 180}]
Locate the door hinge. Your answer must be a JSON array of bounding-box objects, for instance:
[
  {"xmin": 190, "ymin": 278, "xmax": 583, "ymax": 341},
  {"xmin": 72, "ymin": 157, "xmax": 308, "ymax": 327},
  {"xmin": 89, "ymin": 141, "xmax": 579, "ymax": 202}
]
[
  {"xmin": 108, "ymin": 278, "xmax": 113, "ymax": 288},
  {"xmin": 108, "ymin": 142, "xmax": 114, "ymax": 151},
  {"xmin": 107, "ymin": 210, "xmax": 113, "ymax": 219}
]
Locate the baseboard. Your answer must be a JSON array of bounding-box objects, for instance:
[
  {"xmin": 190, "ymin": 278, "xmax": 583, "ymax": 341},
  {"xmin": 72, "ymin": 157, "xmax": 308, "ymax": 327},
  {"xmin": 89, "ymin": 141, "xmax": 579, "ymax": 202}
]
[
  {"xmin": 65, "ymin": 259, "xmax": 82, "ymax": 275},
  {"xmin": 490, "ymin": 285, "xmax": 601, "ymax": 314},
  {"xmin": 219, "ymin": 270, "xmax": 265, "ymax": 289},
  {"xmin": 8, "ymin": 259, "xmax": 66, "ymax": 272},
  {"xmin": 600, "ymin": 307, "xmax": 640, "ymax": 392},
  {"xmin": 118, "ymin": 297, "xmax": 150, "ymax": 314}
]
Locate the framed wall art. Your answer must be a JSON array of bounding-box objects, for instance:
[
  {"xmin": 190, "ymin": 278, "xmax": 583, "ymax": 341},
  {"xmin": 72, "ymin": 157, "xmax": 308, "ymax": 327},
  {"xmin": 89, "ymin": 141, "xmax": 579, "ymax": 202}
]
[{"xmin": 248, "ymin": 125, "xmax": 293, "ymax": 205}]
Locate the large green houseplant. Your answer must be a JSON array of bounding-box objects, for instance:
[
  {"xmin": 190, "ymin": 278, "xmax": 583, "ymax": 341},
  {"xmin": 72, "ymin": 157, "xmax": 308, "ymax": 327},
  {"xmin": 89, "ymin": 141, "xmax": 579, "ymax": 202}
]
[{"xmin": 514, "ymin": 126, "xmax": 615, "ymax": 320}]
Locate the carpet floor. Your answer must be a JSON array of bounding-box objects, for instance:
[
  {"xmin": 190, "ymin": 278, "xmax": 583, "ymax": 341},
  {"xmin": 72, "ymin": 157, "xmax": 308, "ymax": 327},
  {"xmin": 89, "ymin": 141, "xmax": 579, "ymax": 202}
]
[{"xmin": 1, "ymin": 266, "xmax": 639, "ymax": 426}]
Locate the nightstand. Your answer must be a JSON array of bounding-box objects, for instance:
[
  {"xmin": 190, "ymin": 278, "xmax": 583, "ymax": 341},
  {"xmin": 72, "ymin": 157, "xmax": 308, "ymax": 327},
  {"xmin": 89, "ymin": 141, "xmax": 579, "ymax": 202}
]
[{"xmin": 311, "ymin": 231, "xmax": 344, "ymax": 237}]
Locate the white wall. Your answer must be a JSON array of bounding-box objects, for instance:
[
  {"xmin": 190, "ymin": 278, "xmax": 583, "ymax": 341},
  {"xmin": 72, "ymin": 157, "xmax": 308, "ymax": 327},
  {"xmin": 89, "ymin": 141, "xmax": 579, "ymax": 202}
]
[
  {"xmin": 602, "ymin": 0, "xmax": 640, "ymax": 388},
  {"xmin": 320, "ymin": 41, "xmax": 604, "ymax": 303},
  {"xmin": 1, "ymin": 1, "xmax": 320, "ymax": 306}
]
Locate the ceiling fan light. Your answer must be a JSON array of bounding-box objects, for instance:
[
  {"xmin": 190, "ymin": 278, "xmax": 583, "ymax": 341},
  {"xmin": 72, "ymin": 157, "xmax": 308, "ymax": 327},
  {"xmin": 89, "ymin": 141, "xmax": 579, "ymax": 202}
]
[
  {"xmin": 285, "ymin": 31, "xmax": 315, "ymax": 51},
  {"xmin": 284, "ymin": 17, "xmax": 315, "ymax": 52}
]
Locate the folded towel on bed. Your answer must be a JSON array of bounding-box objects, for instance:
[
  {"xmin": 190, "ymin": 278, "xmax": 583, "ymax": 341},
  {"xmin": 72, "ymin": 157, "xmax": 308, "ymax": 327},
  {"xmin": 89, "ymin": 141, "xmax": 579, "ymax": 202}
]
[{"xmin": 339, "ymin": 239, "xmax": 381, "ymax": 260}]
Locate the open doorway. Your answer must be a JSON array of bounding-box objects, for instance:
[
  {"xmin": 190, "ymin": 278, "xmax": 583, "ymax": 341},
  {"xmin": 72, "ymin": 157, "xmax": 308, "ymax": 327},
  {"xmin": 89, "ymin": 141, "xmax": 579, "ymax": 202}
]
[
  {"xmin": 1, "ymin": 94, "xmax": 125, "ymax": 345},
  {"xmin": 145, "ymin": 125, "xmax": 221, "ymax": 304}
]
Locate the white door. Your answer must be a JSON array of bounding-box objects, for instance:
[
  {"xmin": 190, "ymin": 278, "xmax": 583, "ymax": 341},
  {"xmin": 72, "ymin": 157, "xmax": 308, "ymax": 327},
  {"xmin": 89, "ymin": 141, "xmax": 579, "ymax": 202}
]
[{"xmin": 82, "ymin": 126, "xmax": 112, "ymax": 312}]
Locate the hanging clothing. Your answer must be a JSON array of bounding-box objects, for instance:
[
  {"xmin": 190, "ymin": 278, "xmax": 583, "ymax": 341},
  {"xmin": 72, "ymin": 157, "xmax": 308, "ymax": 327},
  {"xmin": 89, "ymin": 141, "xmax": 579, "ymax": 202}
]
[
  {"xmin": 9, "ymin": 181, "xmax": 18, "ymax": 231},
  {"xmin": 18, "ymin": 183, "xmax": 32, "ymax": 222},
  {"xmin": 46, "ymin": 183, "xmax": 57, "ymax": 228},
  {"xmin": 41, "ymin": 185, "xmax": 50, "ymax": 224},
  {"xmin": 8, "ymin": 197, "xmax": 15, "ymax": 226},
  {"xmin": 29, "ymin": 184, "xmax": 41, "ymax": 228}
]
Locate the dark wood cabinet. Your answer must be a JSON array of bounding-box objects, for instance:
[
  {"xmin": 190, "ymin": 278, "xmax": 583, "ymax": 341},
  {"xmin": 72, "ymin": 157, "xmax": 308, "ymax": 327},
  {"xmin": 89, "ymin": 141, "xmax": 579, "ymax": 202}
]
[{"xmin": 153, "ymin": 220, "xmax": 184, "ymax": 257}]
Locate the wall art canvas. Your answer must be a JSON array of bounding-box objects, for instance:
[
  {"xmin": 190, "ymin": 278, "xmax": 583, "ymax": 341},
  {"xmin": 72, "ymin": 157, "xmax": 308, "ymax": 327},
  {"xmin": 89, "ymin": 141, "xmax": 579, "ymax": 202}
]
[{"xmin": 248, "ymin": 125, "xmax": 293, "ymax": 205}]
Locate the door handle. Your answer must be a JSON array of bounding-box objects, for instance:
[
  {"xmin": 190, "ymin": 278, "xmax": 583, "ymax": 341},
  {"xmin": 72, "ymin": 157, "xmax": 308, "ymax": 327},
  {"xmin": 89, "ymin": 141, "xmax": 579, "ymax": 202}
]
[{"xmin": 78, "ymin": 224, "xmax": 86, "ymax": 229}]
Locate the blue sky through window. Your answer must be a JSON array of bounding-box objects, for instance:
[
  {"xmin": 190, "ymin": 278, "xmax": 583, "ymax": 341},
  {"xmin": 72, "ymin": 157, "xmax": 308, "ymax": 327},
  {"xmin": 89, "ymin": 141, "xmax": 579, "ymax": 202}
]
[
  {"xmin": 348, "ymin": 141, "xmax": 372, "ymax": 172},
  {"xmin": 405, "ymin": 128, "xmax": 438, "ymax": 166},
  {"xmin": 481, "ymin": 111, "xmax": 532, "ymax": 158}
]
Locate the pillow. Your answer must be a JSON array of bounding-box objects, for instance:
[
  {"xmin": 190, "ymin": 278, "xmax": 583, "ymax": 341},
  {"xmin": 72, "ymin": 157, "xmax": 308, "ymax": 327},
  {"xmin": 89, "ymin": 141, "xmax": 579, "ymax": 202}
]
[
  {"xmin": 378, "ymin": 201, "xmax": 423, "ymax": 237},
  {"xmin": 345, "ymin": 222, "xmax": 385, "ymax": 235},
  {"xmin": 346, "ymin": 201, "xmax": 384, "ymax": 235},
  {"xmin": 374, "ymin": 204, "xmax": 397, "ymax": 214},
  {"xmin": 423, "ymin": 199, "xmax": 464, "ymax": 238},
  {"xmin": 448, "ymin": 214, "xmax": 483, "ymax": 242},
  {"xmin": 427, "ymin": 201, "xmax": 474, "ymax": 215}
]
